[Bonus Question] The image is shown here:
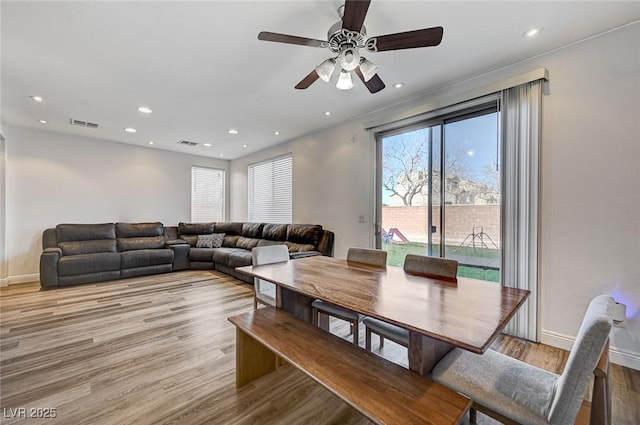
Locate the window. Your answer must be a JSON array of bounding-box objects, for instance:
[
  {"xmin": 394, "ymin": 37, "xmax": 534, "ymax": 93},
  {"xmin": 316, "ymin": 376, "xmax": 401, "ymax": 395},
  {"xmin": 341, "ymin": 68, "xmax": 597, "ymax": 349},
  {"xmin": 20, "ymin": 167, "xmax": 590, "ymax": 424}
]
[
  {"xmin": 248, "ymin": 154, "xmax": 292, "ymax": 223},
  {"xmin": 191, "ymin": 166, "xmax": 225, "ymax": 222}
]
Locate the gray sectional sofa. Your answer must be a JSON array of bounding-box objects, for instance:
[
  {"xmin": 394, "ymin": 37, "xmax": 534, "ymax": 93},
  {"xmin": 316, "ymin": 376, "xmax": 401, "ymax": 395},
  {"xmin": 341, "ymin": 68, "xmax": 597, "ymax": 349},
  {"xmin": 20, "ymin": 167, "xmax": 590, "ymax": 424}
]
[{"xmin": 40, "ymin": 221, "xmax": 334, "ymax": 289}]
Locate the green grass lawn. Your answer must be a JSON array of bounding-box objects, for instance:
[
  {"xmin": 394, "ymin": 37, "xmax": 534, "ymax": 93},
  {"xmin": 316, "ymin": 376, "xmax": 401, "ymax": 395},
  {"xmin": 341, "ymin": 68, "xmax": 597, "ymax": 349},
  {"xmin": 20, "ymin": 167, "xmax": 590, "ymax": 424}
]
[{"xmin": 382, "ymin": 241, "xmax": 501, "ymax": 283}]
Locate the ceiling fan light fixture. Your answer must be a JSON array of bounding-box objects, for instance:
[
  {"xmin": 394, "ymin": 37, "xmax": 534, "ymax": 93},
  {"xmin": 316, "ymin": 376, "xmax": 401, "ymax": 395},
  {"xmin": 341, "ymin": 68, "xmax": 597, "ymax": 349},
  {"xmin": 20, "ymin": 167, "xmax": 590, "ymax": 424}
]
[
  {"xmin": 359, "ymin": 57, "xmax": 379, "ymax": 82},
  {"xmin": 315, "ymin": 58, "xmax": 336, "ymax": 82},
  {"xmin": 336, "ymin": 70, "xmax": 354, "ymax": 90},
  {"xmin": 339, "ymin": 47, "xmax": 360, "ymax": 71}
]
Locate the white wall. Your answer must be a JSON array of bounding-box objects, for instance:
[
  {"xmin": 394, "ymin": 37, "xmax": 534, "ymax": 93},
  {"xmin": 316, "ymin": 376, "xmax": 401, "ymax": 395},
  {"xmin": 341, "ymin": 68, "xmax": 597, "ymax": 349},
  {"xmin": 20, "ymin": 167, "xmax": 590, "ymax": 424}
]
[
  {"xmin": 230, "ymin": 23, "xmax": 640, "ymax": 368},
  {"xmin": 4, "ymin": 127, "xmax": 229, "ymax": 282},
  {"xmin": 230, "ymin": 123, "xmax": 374, "ymax": 259},
  {"xmin": 0, "ymin": 120, "xmax": 7, "ymax": 285}
]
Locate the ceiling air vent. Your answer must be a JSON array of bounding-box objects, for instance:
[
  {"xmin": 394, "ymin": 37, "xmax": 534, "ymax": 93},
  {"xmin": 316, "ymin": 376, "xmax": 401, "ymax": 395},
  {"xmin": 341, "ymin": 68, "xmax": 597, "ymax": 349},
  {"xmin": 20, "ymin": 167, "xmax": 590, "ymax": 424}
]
[
  {"xmin": 69, "ymin": 118, "xmax": 100, "ymax": 129},
  {"xmin": 177, "ymin": 140, "xmax": 198, "ymax": 147}
]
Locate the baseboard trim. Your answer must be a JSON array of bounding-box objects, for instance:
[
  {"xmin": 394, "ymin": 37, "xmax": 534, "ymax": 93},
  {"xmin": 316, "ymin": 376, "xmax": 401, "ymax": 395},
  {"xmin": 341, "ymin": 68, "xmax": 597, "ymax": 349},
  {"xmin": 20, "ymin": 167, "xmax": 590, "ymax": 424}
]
[
  {"xmin": 541, "ymin": 329, "xmax": 640, "ymax": 371},
  {"xmin": 5, "ymin": 273, "xmax": 40, "ymax": 286},
  {"xmin": 0, "ymin": 277, "xmax": 8, "ymax": 287}
]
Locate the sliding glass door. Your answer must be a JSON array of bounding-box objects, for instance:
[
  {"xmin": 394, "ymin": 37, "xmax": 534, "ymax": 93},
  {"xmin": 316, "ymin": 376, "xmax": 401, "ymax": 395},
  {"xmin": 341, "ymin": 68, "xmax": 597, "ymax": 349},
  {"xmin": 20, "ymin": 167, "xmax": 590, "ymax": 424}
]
[{"xmin": 376, "ymin": 103, "xmax": 501, "ymax": 282}]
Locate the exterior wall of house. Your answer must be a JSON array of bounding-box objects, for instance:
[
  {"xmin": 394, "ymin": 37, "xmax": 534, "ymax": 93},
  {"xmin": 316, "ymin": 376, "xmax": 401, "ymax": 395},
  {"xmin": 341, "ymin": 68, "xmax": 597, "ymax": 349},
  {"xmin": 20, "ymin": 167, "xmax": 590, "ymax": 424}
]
[{"xmin": 230, "ymin": 22, "xmax": 640, "ymax": 368}]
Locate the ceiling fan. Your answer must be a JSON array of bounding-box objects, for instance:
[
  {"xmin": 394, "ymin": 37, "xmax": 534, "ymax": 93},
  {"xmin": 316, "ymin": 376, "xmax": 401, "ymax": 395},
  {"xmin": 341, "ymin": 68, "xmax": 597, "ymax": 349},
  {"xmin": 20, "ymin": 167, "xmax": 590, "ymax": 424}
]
[{"xmin": 258, "ymin": 0, "xmax": 443, "ymax": 94}]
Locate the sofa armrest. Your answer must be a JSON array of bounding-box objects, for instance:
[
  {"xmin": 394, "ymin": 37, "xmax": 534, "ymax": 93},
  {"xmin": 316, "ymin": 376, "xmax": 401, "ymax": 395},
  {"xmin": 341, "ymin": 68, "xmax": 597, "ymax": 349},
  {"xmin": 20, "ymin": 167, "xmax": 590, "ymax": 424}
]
[
  {"xmin": 317, "ymin": 230, "xmax": 334, "ymax": 257},
  {"xmin": 168, "ymin": 243, "xmax": 190, "ymax": 271},
  {"xmin": 40, "ymin": 248, "xmax": 62, "ymax": 288}
]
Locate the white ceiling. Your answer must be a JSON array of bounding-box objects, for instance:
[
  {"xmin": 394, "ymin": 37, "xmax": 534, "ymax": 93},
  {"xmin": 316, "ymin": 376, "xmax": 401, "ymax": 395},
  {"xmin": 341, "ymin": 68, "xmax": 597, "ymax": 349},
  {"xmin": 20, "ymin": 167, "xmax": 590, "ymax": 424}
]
[{"xmin": 2, "ymin": 1, "xmax": 639, "ymax": 159}]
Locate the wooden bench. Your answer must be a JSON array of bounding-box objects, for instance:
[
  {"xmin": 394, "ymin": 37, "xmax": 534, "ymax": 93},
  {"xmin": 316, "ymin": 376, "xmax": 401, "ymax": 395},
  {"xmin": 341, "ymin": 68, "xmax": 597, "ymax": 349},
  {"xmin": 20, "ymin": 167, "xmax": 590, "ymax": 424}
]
[{"xmin": 228, "ymin": 307, "xmax": 471, "ymax": 425}]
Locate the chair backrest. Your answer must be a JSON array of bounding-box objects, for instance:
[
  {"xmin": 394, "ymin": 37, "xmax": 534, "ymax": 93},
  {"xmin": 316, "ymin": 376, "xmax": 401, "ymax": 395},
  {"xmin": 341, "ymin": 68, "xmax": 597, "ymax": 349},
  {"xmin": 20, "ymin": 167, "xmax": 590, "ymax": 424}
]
[
  {"xmin": 252, "ymin": 245, "xmax": 290, "ymax": 305},
  {"xmin": 347, "ymin": 248, "xmax": 387, "ymax": 267},
  {"xmin": 403, "ymin": 254, "xmax": 458, "ymax": 282},
  {"xmin": 252, "ymin": 244, "xmax": 290, "ymax": 266},
  {"xmin": 547, "ymin": 295, "xmax": 614, "ymax": 425}
]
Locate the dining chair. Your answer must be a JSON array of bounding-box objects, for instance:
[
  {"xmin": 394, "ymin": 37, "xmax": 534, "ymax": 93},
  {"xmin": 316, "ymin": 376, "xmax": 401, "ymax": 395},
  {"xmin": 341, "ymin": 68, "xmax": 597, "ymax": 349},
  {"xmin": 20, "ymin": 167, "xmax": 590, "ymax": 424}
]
[
  {"xmin": 363, "ymin": 254, "xmax": 458, "ymax": 351},
  {"xmin": 431, "ymin": 295, "xmax": 614, "ymax": 425},
  {"xmin": 310, "ymin": 248, "xmax": 387, "ymax": 345},
  {"xmin": 251, "ymin": 245, "xmax": 290, "ymax": 309}
]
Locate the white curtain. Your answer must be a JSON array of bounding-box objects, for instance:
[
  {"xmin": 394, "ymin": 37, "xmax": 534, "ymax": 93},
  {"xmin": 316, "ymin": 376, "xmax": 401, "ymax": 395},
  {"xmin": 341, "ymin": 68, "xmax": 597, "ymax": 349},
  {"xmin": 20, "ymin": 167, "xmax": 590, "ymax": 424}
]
[{"xmin": 501, "ymin": 80, "xmax": 543, "ymax": 341}]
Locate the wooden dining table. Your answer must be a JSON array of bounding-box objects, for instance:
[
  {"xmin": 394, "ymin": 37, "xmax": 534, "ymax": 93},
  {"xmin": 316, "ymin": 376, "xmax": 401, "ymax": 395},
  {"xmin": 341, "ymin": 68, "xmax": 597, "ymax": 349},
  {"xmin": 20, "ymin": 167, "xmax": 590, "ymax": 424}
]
[{"xmin": 237, "ymin": 255, "xmax": 530, "ymax": 375}]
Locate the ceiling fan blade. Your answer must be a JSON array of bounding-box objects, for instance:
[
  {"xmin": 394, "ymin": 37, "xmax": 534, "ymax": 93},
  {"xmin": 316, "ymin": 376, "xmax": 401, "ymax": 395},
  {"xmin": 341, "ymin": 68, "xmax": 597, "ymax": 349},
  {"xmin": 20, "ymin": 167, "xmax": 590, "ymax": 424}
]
[
  {"xmin": 342, "ymin": 0, "xmax": 371, "ymax": 33},
  {"xmin": 354, "ymin": 67, "xmax": 385, "ymax": 93},
  {"xmin": 295, "ymin": 70, "xmax": 320, "ymax": 89},
  {"xmin": 366, "ymin": 27, "xmax": 443, "ymax": 52},
  {"xmin": 258, "ymin": 31, "xmax": 328, "ymax": 48}
]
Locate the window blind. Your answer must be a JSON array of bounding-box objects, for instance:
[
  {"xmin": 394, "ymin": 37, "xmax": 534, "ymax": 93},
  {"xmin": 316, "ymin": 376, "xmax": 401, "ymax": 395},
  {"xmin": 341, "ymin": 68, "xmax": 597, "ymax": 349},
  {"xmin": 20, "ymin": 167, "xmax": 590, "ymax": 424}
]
[
  {"xmin": 248, "ymin": 154, "xmax": 292, "ymax": 223},
  {"xmin": 191, "ymin": 166, "xmax": 225, "ymax": 222}
]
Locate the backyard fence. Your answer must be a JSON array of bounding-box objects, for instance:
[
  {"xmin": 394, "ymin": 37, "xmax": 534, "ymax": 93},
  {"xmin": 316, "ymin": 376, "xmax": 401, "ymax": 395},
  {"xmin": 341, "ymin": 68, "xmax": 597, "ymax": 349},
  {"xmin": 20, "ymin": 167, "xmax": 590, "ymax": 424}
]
[{"xmin": 382, "ymin": 205, "xmax": 501, "ymax": 249}]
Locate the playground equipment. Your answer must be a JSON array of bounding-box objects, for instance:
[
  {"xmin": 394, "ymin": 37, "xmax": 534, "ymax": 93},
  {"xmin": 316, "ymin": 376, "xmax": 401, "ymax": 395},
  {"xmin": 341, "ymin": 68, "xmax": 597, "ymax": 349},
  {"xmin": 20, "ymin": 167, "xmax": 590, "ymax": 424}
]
[
  {"xmin": 382, "ymin": 227, "xmax": 409, "ymax": 244},
  {"xmin": 455, "ymin": 226, "xmax": 498, "ymax": 252}
]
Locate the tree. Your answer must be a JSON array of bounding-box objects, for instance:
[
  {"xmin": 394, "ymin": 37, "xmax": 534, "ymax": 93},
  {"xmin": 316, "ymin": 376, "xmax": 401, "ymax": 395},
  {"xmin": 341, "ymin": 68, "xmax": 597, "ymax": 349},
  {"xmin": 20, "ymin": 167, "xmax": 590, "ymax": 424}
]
[
  {"xmin": 382, "ymin": 132, "xmax": 430, "ymax": 206},
  {"xmin": 382, "ymin": 131, "xmax": 475, "ymax": 206}
]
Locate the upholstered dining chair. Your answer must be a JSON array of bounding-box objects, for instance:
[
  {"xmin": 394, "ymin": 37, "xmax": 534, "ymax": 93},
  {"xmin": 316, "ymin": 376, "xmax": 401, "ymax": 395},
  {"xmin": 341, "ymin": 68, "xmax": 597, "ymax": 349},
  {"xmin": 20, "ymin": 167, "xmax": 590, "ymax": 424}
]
[
  {"xmin": 311, "ymin": 248, "xmax": 387, "ymax": 345},
  {"xmin": 251, "ymin": 245, "xmax": 290, "ymax": 309},
  {"xmin": 431, "ymin": 295, "xmax": 614, "ymax": 425},
  {"xmin": 363, "ymin": 254, "xmax": 458, "ymax": 351}
]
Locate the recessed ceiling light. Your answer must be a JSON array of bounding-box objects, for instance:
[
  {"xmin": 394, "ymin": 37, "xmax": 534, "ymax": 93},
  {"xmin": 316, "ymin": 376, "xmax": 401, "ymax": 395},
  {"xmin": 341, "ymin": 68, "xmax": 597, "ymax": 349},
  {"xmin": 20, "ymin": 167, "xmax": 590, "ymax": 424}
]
[
  {"xmin": 30, "ymin": 95, "xmax": 43, "ymax": 102},
  {"xmin": 228, "ymin": 129, "xmax": 239, "ymax": 135},
  {"xmin": 522, "ymin": 26, "xmax": 543, "ymax": 38},
  {"xmin": 124, "ymin": 127, "xmax": 137, "ymax": 133},
  {"xmin": 324, "ymin": 111, "xmax": 331, "ymax": 116},
  {"xmin": 138, "ymin": 106, "xmax": 152, "ymax": 114},
  {"xmin": 393, "ymin": 82, "xmax": 405, "ymax": 89},
  {"xmin": 148, "ymin": 141, "xmax": 154, "ymax": 145},
  {"xmin": 274, "ymin": 131, "xmax": 280, "ymax": 135},
  {"xmin": 37, "ymin": 119, "xmax": 47, "ymax": 124},
  {"xmin": 242, "ymin": 144, "xmax": 248, "ymax": 148},
  {"xmin": 219, "ymin": 153, "xmax": 224, "ymax": 157},
  {"xmin": 203, "ymin": 143, "xmax": 212, "ymax": 147}
]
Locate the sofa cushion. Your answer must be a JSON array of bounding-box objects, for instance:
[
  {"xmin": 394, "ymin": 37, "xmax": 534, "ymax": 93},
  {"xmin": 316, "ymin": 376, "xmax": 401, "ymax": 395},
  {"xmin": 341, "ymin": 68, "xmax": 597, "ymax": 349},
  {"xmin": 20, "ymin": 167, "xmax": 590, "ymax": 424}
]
[
  {"xmin": 241, "ymin": 223, "xmax": 264, "ymax": 238},
  {"xmin": 228, "ymin": 251, "xmax": 253, "ymax": 268},
  {"xmin": 222, "ymin": 235, "xmax": 241, "ymax": 248},
  {"xmin": 117, "ymin": 236, "xmax": 165, "ymax": 252},
  {"xmin": 58, "ymin": 252, "xmax": 121, "ymax": 276},
  {"xmin": 236, "ymin": 237, "xmax": 261, "ymax": 251},
  {"xmin": 212, "ymin": 247, "xmax": 246, "ymax": 266},
  {"xmin": 178, "ymin": 222, "xmax": 215, "ymax": 236},
  {"xmin": 59, "ymin": 240, "xmax": 117, "ymax": 256},
  {"xmin": 284, "ymin": 241, "xmax": 317, "ymax": 252},
  {"xmin": 116, "ymin": 222, "xmax": 163, "ymax": 238},
  {"xmin": 214, "ymin": 222, "xmax": 243, "ymax": 236},
  {"xmin": 286, "ymin": 224, "xmax": 322, "ymax": 246},
  {"xmin": 262, "ymin": 223, "xmax": 288, "ymax": 241},
  {"xmin": 57, "ymin": 223, "xmax": 115, "ymax": 242},
  {"xmin": 179, "ymin": 235, "xmax": 198, "ymax": 247},
  {"xmin": 121, "ymin": 249, "xmax": 174, "ymax": 269},
  {"xmin": 189, "ymin": 248, "xmax": 216, "ymax": 262},
  {"xmin": 256, "ymin": 239, "xmax": 285, "ymax": 248}
]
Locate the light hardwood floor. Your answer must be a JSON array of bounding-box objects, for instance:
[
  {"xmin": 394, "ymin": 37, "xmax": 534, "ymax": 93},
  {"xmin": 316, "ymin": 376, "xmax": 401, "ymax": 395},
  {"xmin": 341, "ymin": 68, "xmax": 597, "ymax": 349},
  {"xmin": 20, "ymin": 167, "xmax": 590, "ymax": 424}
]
[{"xmin": 1, "ymin": 271, "xmax": 638, "ymax": 424}]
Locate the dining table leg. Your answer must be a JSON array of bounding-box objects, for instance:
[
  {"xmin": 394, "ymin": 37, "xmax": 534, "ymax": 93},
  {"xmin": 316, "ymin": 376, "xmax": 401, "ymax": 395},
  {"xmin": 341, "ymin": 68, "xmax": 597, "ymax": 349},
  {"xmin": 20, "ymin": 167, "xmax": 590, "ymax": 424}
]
[
  {"xmin": 278, "ymin": 286, "xmax": 314, "ymax": 323},
  {"xmin": 408, "ymin": 331, "xmax": 456, "ymax": 375}
]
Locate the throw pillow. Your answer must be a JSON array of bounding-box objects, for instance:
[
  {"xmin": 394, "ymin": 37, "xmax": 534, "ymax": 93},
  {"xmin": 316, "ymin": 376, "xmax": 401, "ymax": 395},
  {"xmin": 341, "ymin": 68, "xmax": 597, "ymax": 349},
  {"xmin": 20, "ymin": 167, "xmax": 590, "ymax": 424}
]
[
  {"xmin": 211, "ymin": 233, "xmax": 225, "ymax": 248},
  {"xmin": 196, "ymin": 234, "xmax": 214, "ymax": 248}
]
